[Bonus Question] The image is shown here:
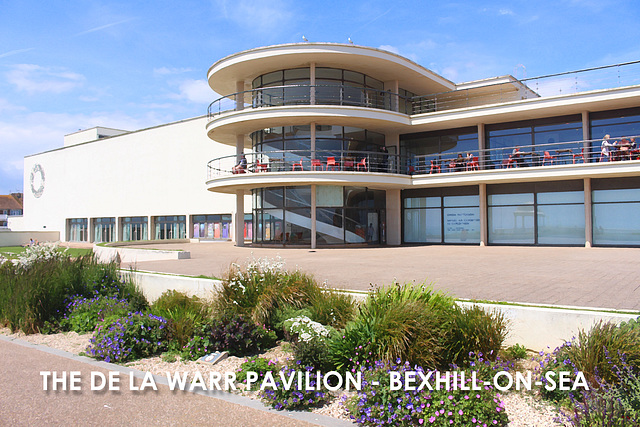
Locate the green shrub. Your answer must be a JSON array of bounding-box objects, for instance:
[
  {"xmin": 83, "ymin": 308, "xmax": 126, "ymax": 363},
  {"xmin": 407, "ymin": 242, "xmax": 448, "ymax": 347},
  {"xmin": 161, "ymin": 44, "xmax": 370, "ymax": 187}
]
[
  {"xmin": 86, "ymin": 312, "xmax": 168, "ymax": 363},
  {"xmin": 505, "ymin": 343, "xmax": 528, "ymax": 360},
  {"xmin": 307, "ymin": 288, "xmax": 355, "ymax": 329},
  {"xmin": 284, "ymin": 316, "xmax": 335, "ymax": 371},
  {"xmin": 151, "ymin": 290, "xmax": 207, "ymax": 351},
  {"xmin": 182, "ymin": 314, "xmax": 277, "ymax": 360},
  {"xmin": 213, "ymin": 257, "xmax": 318, "ymax": 328},
  {"xmin": 441, "ymin": 305, "xmax": 509, "ymax": 368},
  {"xmin": 346, "ymin": 360, "xmax": 509, "ymax": 426},
  {"xmin": 328, "ymin": 283, "xmax": 455, "ymax": 371},
  {"xmin": 60, "ymin": 295, "xmax": 131, "ymax": 333},
  {"xmin": 260, "ymin": 365, "xmax": 328, "ymax": 411},
  {"xmin": 271, "ymin": 306, "xmax": 313, "ymax": 337},
  {"xmin": 236, "ymin": 356, "xmax": 280, "ymax": 384}
]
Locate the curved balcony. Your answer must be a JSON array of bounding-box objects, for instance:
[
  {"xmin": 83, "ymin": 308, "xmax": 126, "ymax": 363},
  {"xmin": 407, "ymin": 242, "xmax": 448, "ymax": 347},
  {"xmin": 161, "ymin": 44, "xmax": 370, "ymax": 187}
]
[{"xmin": 207, "ymin": 84, "xmax": 413, "ymax": 118}]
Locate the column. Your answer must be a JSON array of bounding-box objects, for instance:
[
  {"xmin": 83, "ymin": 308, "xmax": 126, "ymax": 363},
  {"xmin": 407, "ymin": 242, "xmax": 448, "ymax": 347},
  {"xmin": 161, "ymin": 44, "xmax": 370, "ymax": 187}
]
[
  {"xmin": 311, "ymin": 185, "xmax": 317, "ymax": 249},
  {"xmin": 310, "ymin": 122, "xmax": 316, "ymax": 162},
  {"xmin": 235, "ymin": 190, "xmax": 244, "ymax": 247},
  {"xmin": 310, "ymin": 63, "xmax": 316, "ymax": 105},
  {"xmin": 478, "ymin": 123, "xmax": 486, "ymax": 170},
  {"xmin": 386, "ymin": 132, "xmax": 400, "ymax": 173},
  {"xmin": 384, "ymin": 80, "xmax": 400, "ymax": 112},
  {"xmin": 236, "ymin": 80, "xmax": 244, "ymax": 111},
  {"xmin": 385, "ymin": 189, "xmax": 401, "ymax": 246},
  {"xmin": 584, "ymin": 177, "xmax": 592, "ymax": 248},
  {"xmin": 479, "ymin": 183, "xmax": 487, "ymax": 246},
  {"xmin": 582, "ymin": 111, "xmax": 590, "ymax": 162}
]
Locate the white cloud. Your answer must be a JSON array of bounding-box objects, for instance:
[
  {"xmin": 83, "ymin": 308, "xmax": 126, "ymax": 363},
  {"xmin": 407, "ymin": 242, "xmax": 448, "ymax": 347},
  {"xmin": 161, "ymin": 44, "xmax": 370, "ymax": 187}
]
[
  {"xmin": 378, "ymin": 45, "xmax": 400, "ymax": 55},
  {"xmin": 0, "ymin": 98, "xmax": 27, "ymax": 113},
  {"xmin": 153, "ymin": 67, "xmax": 193, "ymax": 76},
  {"xmin": 0, "ymin": 48, "xmax": 35, "ymax": 59},
  {"xmin": 6, "ymin": 64, "xmax": 85, "ymax": 95},
  {"xmin": 213, "ymin": 0, "xmax": 294, "ymax": 34},
  {"xmin": 499, "ymin": 8, "xmax": 515, "ymax": 16},
  {"xmin": 73, "ymin": 18, "xmax": 136, "ymax": 37},
  {"xmin": 172, "ymin": 79, "xmax": 214, "ymax": 104}
]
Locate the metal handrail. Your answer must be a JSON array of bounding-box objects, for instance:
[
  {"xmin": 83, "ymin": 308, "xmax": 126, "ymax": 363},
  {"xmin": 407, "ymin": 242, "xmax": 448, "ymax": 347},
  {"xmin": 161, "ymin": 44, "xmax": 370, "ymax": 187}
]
[
  {"xmin": 206, "ymin": 136, "xmax": 640, "ymax": 180},
  {"xmin": 207, "ymin": 84, "xmax": 412, "ymax": 118}
]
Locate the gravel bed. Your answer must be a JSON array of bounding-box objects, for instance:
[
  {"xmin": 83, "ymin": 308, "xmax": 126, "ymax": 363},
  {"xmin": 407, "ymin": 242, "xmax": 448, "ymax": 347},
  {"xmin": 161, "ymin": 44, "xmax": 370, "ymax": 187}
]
[{"xmin": 0, "ymin": 328, "xmax": 568, "ymax": 426}]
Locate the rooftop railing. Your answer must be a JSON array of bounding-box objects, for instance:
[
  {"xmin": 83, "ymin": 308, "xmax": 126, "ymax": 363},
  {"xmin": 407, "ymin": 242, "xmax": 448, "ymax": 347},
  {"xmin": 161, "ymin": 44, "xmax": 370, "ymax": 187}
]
[
  {"xmin": 206, "ymin": 136, "xmax": 640, "ymax": 181},
  {"xmin": 207, "ymin": 84, "xmax": 412, "ymax": 118},
  {"xmin": 208, "ymin": 61, "xmax": 640, "ymax": 118}
]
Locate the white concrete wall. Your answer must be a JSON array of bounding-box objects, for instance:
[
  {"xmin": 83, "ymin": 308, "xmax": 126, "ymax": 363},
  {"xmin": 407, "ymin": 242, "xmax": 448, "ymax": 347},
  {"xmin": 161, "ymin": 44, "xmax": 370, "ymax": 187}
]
[
  {"xmin": 23, "ymin": 116, "xmax": 245, "ymax": 241},
  {"xmin": 123, "ymin": 270, "xmax": 221, "ymax": 303},
  {"xmin": 7, "ymin": 215, "xmax": 24, "ymax": 231},
  {"xmin": 0, "ymin": 230, "xmax": 60, "ymax": 246}
]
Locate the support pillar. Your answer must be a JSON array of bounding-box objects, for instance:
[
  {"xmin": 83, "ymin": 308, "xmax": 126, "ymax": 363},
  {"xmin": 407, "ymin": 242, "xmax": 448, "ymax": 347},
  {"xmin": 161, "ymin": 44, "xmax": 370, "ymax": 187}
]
[
  {"xmin": 478, "ymin": 123, "xmax": 486, "ymax": 170},
  {"xmin": 584, "ymin": 178, "xmax": 592, "ymax": 248},
  {"xmin": 311, "ymin": 185, "xmax": 317, "ymax": 249},
  {"xmin": 310, "ymin": 63, "xmax": 316, "ymax": 105},
  {"xmin": 235, "ymin": 80, "xmax": 244, "ymax": 111},
  {"xmin": 385, "ymin": 189, "xmax": 401, "ymax": 246},
  {"xmin": 235, "ymin": 190, "xmax": 245, "ymax": 247},
  {"xmin": 479, "ymin": 183, "xmax": 487, "ymax": 246},
  {"xmin": 582, "ymin": 111, "xmax": 590, "ymax": 162}
]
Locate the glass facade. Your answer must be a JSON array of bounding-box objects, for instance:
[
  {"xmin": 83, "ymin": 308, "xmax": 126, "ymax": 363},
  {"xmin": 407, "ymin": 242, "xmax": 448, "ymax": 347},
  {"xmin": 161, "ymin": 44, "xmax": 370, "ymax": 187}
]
[
  {"xmin": 92, "ymin": 217, "xmax": 115, "ymax": 243},
  {"xmin": 154, "ymin": 216, "xmax": 186, "ymax": 240},
  {"xmin": 592, "ymin": 177, "xmax": 640, "ymax": 246},
  {"xmin": 67, "ymin": 218, "xmax": 88, "ymax": 242},
  {"xmin": 252, "ymin": 186, "xmax": 385, "ymax": 246},
  {"xmin": 486, "ymin": 116, "xmax": 582, "ymax": 168},
  {"xmin": 403, "ymin": 187, "xmax": 480, "ymax": 244},
  {"xmin": 192, "ymin": 214, "xmax": 232, "ymax": 239},
  {"xmin": 400, "ymin": 127, "xmax": 478, "ymax": 173},
  {"xmin": 488, "ymin": 182, "xmax": 585, "ymax": 245},
  {"xmin": 122, "ymin": 216, "xmax": 148, "ymax": 242}
]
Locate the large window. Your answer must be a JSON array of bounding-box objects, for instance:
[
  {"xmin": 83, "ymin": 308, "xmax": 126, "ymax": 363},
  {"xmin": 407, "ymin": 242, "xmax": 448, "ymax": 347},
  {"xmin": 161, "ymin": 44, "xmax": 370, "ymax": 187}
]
[
  {"xmin": 192, "ymin": 214, "xmax": 232, "ymax": 239},
  {"xmin": 400, "ymin": 127, "xmax": 478, "ymax": 173},
  {"xmin": 590, "ymin": 107, "xmax": 640, "ymax": 158},
  {"xmin": 154, "ymin": 216, "xmax": 186, "ymax": 240},
  {"xmin": 403, "ymin": 187, "xmax": 480, "ymax": 244},
  {"xmin": 486, "ymin": 116, "xmax": 582, "ymax": 168},
  {"xmin": 92, "ymin": 217, "xmax": 115, "ymax": 243},
  {"xmin": 122, "ymin": 216, "xmax": 147, "ymax": 242},
  {"xmin": 592, "ymin": 177, "xmax": 640, "ymax": 246},
  {"xmin": 253, "ymin": 187, "xmax": 312, "ymax": 245},
  {"xmin": 67, "ymin": 218, "xmax": 88, "ymax": 242},
  {"xmin": 488, "ymin": 182, "xmax": 585, "ymax": 245}
]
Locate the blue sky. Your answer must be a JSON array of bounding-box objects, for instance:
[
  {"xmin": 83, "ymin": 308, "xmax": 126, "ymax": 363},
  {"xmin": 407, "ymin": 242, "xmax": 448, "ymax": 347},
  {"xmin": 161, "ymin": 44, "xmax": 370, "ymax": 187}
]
[{"xmin": 1, "ymin": 0, "xmax": 640, "ymax": 194}]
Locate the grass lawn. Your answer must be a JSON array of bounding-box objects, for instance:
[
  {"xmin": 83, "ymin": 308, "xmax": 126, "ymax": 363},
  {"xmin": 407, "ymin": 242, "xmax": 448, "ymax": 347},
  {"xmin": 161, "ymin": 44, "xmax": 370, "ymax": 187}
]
[{"xmin": 0, "ymin": 246, "xmax": 93, "ymax": 259}]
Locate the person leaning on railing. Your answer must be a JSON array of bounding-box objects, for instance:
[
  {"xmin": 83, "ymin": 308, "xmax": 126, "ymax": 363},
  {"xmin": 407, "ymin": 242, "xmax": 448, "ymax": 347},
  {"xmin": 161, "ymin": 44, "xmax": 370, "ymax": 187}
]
[
  {"xmin": 232, "ymin": 154, "xmax": 247, "ymax": 174},
  {"xmin": 600, "ymin": 134, "xmax": 613, "ymax": 162}
]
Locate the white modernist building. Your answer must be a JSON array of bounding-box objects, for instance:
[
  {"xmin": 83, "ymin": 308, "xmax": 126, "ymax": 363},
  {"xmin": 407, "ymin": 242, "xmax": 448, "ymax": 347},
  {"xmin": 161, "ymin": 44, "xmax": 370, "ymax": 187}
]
[
  {"xmin": 22, "ymin": 43, "xmax": 640, "ymax": 248},
  {"xmin": 23, "ymin": 118, "xmax": 250, "ymax": 243}
]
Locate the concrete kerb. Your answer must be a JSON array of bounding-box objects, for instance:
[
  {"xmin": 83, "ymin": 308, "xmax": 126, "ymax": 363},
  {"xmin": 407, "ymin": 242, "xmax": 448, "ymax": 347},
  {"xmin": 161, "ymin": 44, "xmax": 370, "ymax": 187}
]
[
  {"xmin": 0, "ymin": 334, "xmax": 352, "ymax": 427},
  {"xmin": 126, "ymin": 269, "xmax": 639, "ymax": 351}
]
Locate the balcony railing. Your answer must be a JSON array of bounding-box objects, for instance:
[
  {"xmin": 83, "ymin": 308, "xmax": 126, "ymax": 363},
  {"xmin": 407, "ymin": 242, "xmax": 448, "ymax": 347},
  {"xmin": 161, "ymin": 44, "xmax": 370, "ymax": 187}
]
[
  {"xmin": 207, "ymin": 136, "xmax": 640, "ymax": 181},
  {"xmin": 207, "ymin": 84, "xmax": 412, "ymax": 118},
  {"xmin": 208, "ymin": 61, "xmax": 640, "ymax": 118}
]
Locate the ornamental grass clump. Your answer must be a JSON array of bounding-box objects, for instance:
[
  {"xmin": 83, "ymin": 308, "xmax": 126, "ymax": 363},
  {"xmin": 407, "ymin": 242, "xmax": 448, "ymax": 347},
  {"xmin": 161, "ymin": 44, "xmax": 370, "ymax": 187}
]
[
  {"xmin": 151, "ymin": 290, "xmax": 208, "ymax": 351},
  {"xmin": 328, "ymin": 282, "xmax": 455, "ymax": 371},
  {"xmin": 86, "ymin": 312, "xmax": 168, "ymax": 363},
  {"xmin": 345, "ymin": 360, "xmax": 509, "ymax": 426},
  {"xmin": 214, "ymin": 256, "xmax": 319, "ymax": 328}
]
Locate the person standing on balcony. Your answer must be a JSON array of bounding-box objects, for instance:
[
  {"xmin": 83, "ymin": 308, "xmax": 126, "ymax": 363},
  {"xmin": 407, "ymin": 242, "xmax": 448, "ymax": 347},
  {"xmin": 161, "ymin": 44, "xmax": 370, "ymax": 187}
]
[
  {"xmin": 379, "ymin": 146, "xmax": 388, "ymax": 172},
  {"xmin": 600, "ymin": 135, "xmax": 613, "ymax": 162},
  {"xmin": 512, "ymin": 146, "xmax": 525, "ymax": 167}
]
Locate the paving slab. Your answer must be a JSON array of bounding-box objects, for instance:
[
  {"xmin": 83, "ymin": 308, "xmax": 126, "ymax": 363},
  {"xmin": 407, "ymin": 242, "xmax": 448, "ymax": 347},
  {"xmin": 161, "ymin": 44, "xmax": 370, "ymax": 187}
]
[{"xmin": 127, "ymin": 242, "xmax": 640, "ymax": 311}]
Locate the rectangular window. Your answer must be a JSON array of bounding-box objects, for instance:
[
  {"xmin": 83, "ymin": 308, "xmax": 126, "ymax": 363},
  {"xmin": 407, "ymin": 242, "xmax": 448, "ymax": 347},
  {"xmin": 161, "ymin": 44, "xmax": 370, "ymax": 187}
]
[{"xmin": 592, "ymin": 178, "xmax": 640, "ymax": 246}]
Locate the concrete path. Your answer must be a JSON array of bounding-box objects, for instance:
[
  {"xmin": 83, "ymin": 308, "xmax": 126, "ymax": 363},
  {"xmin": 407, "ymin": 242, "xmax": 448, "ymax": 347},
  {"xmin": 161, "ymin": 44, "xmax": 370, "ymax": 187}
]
[
  {"xmin": 128, "ymin": 242, "xmax": 640, "ymax": 311},
  {"xmin": 0, "ymin": 335, "xmax": 349, "ymax": 427}
]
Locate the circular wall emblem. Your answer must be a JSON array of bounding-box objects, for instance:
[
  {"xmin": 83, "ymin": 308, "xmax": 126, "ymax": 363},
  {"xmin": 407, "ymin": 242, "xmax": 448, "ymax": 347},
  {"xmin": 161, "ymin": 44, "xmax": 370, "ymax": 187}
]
[{"xmin": 30, "ymin": 164, "xmax": 45, "ymax": 198}]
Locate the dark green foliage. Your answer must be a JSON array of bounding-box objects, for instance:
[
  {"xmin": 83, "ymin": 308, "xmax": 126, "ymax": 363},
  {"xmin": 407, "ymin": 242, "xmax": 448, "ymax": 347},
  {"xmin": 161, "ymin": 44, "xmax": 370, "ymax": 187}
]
[
  {"xmin": 505, "ymin": 343, "xmax": 528, "ymax": 360},
  {"xmin": 236, "ymin": 356, "xmax": 280, "ymax": 384},
  {"xmin": 183, "ymin": 314, "xmax": 277, "ymax": 360},
  {"xmin": 60, "ymin": 295, "xmax": 132, "ymax": 333}
]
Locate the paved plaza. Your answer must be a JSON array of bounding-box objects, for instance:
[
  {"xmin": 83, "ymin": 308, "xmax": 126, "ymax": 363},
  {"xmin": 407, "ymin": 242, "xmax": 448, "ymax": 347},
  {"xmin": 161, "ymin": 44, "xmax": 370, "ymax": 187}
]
[{"xmin": 125, "ymin": 242, "xmax": 640, "ymax": 311}]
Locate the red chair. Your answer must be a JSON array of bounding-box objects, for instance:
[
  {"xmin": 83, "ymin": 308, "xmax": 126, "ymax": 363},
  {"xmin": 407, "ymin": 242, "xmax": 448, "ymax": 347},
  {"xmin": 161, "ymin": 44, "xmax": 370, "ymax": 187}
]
[
  {"xmin": 572, "ymin": 148, "xmax": 584, "ymax": 164},
  {"xmin": 542, "ymin": 151, "xmax": 555, "ymax": 166},
  {"xmin": 311, "ymin": 159, "xmax": 323, "ymax": 170},
  {"xmin": 502, "ymin": 155, "xmax": 515, "ymax": 169},
  {"xmin": 326, "ymin": 156, "xmax": 338, "ymax": 171},
  {"xmin": 356, "ymin": 157, "xmax": 367, "ymax": 171},
  {"xmin": 343, "ymin": 158, "xmax": 354, "ymax": 170},
  {"xmin": 429, "ymin": 159, "xmax": 441, "ymax": 174},
  {"xmin": 466, "ymin": 156, "xmax": 479, "ymax": 171},
  {"xmin": 255, "ymin": 159, "xmax": 268, "ymax": 172},
  {"xmin": 291, "ymin": 158, "xmax": 304, "ymax": 171}
]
